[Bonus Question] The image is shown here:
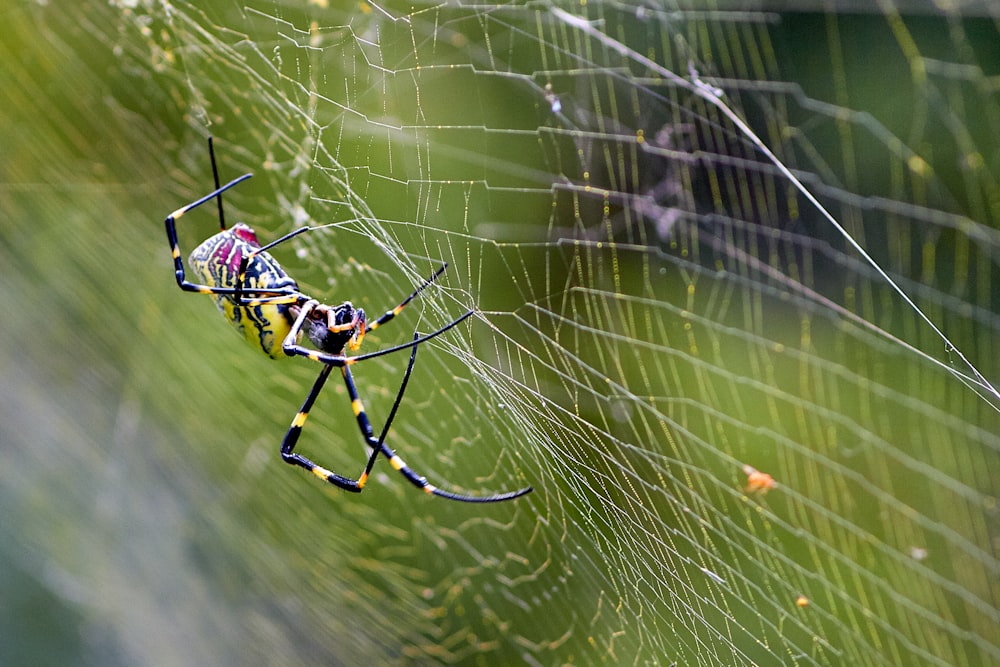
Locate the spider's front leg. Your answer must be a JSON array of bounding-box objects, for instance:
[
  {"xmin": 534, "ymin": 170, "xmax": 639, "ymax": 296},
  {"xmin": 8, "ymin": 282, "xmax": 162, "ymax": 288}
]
[{"xmin": 282, "ymin": 300, "xmax": 475, "ymax": 366}]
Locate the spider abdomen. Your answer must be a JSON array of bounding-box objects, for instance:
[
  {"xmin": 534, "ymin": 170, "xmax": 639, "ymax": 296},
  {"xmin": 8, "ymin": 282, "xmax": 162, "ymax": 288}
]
[{"xmin": 189, "ymin": 222, "xmax": 298, "ymax": 359}]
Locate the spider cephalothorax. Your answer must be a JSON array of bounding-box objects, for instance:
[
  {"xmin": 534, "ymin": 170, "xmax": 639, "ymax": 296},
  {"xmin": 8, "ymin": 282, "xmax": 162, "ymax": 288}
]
[{"xmin": 302, "ymin": 301, "xmax": 366, "ymax": 354}]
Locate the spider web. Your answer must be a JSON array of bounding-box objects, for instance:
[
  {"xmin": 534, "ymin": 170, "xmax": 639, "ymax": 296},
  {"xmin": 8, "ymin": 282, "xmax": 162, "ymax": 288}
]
[{"xmin": 7, "ymin": 1, "xmax": 999, "ymax": 665}]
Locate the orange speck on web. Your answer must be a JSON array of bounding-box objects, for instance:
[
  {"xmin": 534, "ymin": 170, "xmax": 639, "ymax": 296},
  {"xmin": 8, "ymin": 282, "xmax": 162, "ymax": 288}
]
[{"xmin": 742, "ymin": 464, "xmax": 776, "ymax": 495}]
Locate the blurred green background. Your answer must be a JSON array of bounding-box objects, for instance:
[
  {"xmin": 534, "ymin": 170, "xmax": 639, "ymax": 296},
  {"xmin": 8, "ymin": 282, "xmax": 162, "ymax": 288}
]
[{"xmin": 2, "ymin": 1, "xmax": 998, "ymax": 665}]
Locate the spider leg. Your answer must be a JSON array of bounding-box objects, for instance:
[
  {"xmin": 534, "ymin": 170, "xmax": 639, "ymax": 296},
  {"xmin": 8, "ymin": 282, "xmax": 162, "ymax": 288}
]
[
  {"xmin": 365, "ymin": 334, "xmax": 533, "ymax": 502},
  {"xmin": 165, "ymin": 173, "xmax": 258, "ymax": 295},
  {"xmin": 234, "ymin": 227, "xmax": 318, "ymax": 307},
  {"xmin": 275, "ymin": 311, "xmax": 424, "ymax": 493},
  {"xmin": 278, "ymin": 263, "xmax": 453, "ymax": 354},
  {"xmin": 279, "ymin": 363, "xmax": 368, "ymax": 491},
  {"xmin": 207, "ymin": 137, "xmax": 228, "ymax": 231},
  {"xmin": 367, "ymin": 264, "xmax": 449, "ymax": 334},
  {"xmin": 275, "ymin": 347, "xmax": 404, "ymax": 493},
  {"xmin": 280, "ymin": 322, "xmax": 532, "ymax": 502},
  {"xmin": 282, "ymin": 300, "xmax": 476, "ymax": 366},
  {"xmin": 166, "ymin": 138, "xmax": 295, "ymax": 301},
  {"xmin": 164, "ymin": 176, "xmax": 300, "ymax": 300}
]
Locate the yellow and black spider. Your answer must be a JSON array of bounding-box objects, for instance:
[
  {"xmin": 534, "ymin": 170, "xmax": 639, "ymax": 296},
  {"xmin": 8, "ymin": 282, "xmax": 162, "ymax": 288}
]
[{"xmin": 164, "ymin": 138, "xmax": 531, "ymax": 503}]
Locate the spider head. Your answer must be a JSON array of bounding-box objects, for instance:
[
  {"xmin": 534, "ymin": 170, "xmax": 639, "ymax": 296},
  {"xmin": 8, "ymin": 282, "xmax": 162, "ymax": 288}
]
[{"xmin": 304, "ymin": 302, "xmax": 367, "ymax": 354}]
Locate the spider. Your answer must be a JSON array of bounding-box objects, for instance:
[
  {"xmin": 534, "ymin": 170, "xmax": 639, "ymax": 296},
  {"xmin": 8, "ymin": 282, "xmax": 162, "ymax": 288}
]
[{"xmin": 164, "ymin": 138, "xmax": 532, "ymax": 503}]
